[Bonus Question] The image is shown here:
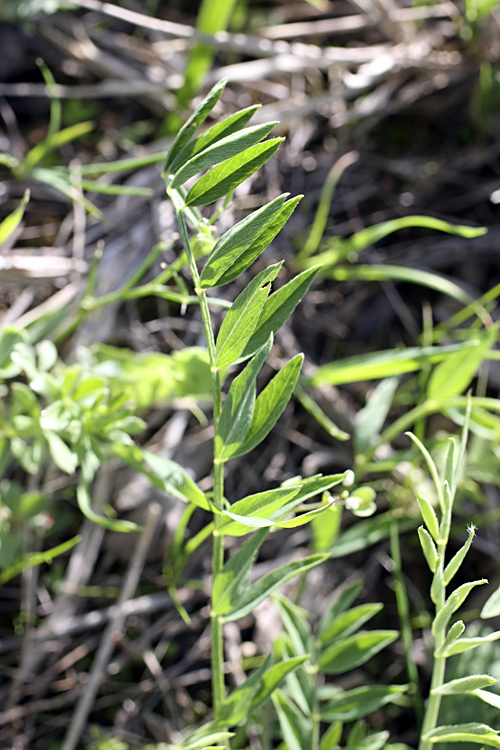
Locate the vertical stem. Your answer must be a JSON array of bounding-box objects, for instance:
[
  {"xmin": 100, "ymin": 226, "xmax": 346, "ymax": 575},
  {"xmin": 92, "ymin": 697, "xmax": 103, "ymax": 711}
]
[{"xmin": 174, "ymin": 205, "xmax": 226, "ymax": 716}]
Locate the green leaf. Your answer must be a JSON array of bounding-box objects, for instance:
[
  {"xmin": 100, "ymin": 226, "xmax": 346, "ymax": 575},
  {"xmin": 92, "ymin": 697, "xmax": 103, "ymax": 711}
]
[
  {"xmin": 432, "ymin": 580, "xmax": 488, "ymax": 638},
  {"xmin": 354, "ymin": 377, "xmax": 399, "ymax": 455},
  {"xmin": 215, "ymin": 657, "xmax": 271, "ymax": 727},
  {"xmin": 309, "ymin": 341, "xmax": 481, "ymax": 387},
  {"xmin": 215, "ymin": 264, "xmax": 281, "ymax": 368},
  {"xmin": 481, "ymin": 584, "xmax": 500, "ymax": 619},
  {"xmin": 0, "ymin": 189, "xmax": 30, "ymax": 246},
  {"xmin": 320, "ymin": 721, "xmax": 343, "ymax": 750},
  {"xmin": 275, "ymin": 594, "xmax": 313, "ymax": 657},
  {"xmin": 272, "ymin": 689, "xmax": 312, "ymax": 750},
  {"xmin": 44, "ymin": 431, "xmax": 77, "ymax": 474},
  {"xmin": 240, "ymin": 265, "xmax": 320, "ymax": 360},
  {"xmin": 320, "ymin": 684, "xmax": 408, "ymax": 722},
  {"xmin": 418, "ymin": 526, "xmax": 439, "ymax": 573},
  {"xmin": 250, "ymin": 656, "xmax": 309, "ymax": 713},
  {"xmin": 171, "ymin": 122, "xmax": 278, "ymax": 187},
  {"xmin": 212, "ymin": 529, "xmax": 268, "ymax": 615},
  {"xmin": 231, "ymin": 354, "xmax": 303, "ymax": 458},
  {"xmin": 312, "ymin": 500, "xmax": 342, "ymax": 552},
  {"xmin": 178, "ymin": 730, "xmax": 235, "ymax": 750},
  {"xmin": 218, "ymin": 486, "xmax": 302, "ymax": 536},
  {"xmin": 472, "ymin": 689, "xmax": 500, "ymax": 710},
  {"xmin": 417, "ymin": 493, "xmax": 440, "ymax": 542},
  {"xmin": 434, "ymin": 620, "xmax": 465, "ymax": 656},
  {"xmin": 318, "ymin": 630, "xmax": 398, "ymax": 675},
  {"xmin": 142, "ymin": 450, "xmax": 210, "ymax": 510},
  {"xmin": 432, "ymin": 675, "xmax": 497, "ymax": 695},
  {"xmin": 185, "ymin": 137, "xmax": 284, "ymax": 207},
  {"xmin": 216, "ymin": 196, "xmax": 303, "ymax": 287},
  {"xmin": 163, "ymin": 78, "xmax": 227, "ymax": 173},
  {"xmin": 318, "ymin": 580, "xmax": 364, "ymax": 640},
  {"xmin": 329, "ymin": 512, "xmax": 418, "ymax": 558},
  {"xmin": 224, "ymin": 553, "xmax": 328, "ymax": 622},
  {"xmin": 318, "ymin": 603, "xmax": 384, "ymax": 645},
  {"xmin": 0, "ymin": 326, "xmax": 25, "ymax": 369},
  {"xmin": 442, "ymin": 630, "xmax": 500, "ymax": 656},
  {"xmin": 217, "ymin": 335, "xmax": 272, "ymax": 461},
  {"xmin": 422, "ymin": 723, "xmax": 500, "ymax": 747},
  {"xmin": 0, "ymin": 535, "xmax": 81, "ymax": 586},
  {"xmin": 76, "ymin": 479, "xmax": 140, "ymax": 533},
  {"xmin": 443, "ymin": 525, "xmax": 476, "ymax": 585},
  {"xmin": 427, "ymin": 326, "xmax": 497, "ymax": 399},
  {"xmin": 168, "ymin": 105, "xmax": 260, "ymax": 173},
  {"xmin": 200, "ymin": 194, "xmax": 287, "ymax": 288}
]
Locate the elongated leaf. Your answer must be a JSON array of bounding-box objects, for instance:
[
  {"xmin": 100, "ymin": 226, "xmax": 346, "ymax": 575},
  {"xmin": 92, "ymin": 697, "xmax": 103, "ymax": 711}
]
[
  {"xmin": 280, "ymin": 472, "xmax": 349, "ymax": 507},
  {"xmin": 318, "ymin": 580, "xmax": 364, "ymax": 640},
  {"xmin": 417, "ymin": 493, "xmax": 440, "ymax": 542},
  {"xmin": 250, "ymin": 656, "xmax": 309, "ymax": 712},
  {"xmin": 309, "ymin": 341, "xmax": 480, "ymax": 387},
  {"xmin": 224, "ymin": 554, "xmax": 328, "ymax": 621},
  {"xmin": 232, "ymin": 354, "xmax": 303, "ymax": 458},
  {"xmin": 217, "ymin": 336, "xmax": 272, "ymax": 461},
  {"xmin": 354, "ymin": 377, "xmax": 399, "ymax": 455},
  {"xmin": 0, "ymin": 189, "xmax": 30, "ymax": 246},
  {"xmin": 427, "ymin": 326, "xmax": 497, "ymax": 399},
  {"xmin": 443, "ymin": 630, "xmax": 500, "ymax": 656},
  {"xmin": 171, "ymin": 122, "xmax": 277, "ymax": 187},
  {"xmin": 186, "ymin": 137, "xmax": 284, "ymax": 207},
  {"xmin": 240, "ymin": 265, "xmax": 320, "ymax": 360},
  {"xmin": 219, "ymin": 486, "xmax": 301, "ymax": 536},
  {"xmin": 318, "ymin": 630, "xmax": 398, "ymax": 675},
  {"xmin": 169, "ymin": 105, "xmax": 260, "ymax": 173},
  {"xmin": 45, "ymin": 431, "xmax": 77, "ymax": 474},
  {"xmin": 422, "ymin": 723, "xmax": 500, "ymax": 747},
  {"xmin": 200, "ymin": 194, "xmax": 287, "ymax": 288},
  {"xmin": 418, "ymin": 527, "xmax": 439, "ymax": 573},
  {"xmin": 217, "ymin": 196, "xmax": 303, "ymax": 287},
  {"xmin": 179, "ymin": 730, "xmax": 234, "ymax": 750},
  {"xmin": 481, "ymin": 584, "xmax": 500, "ymax": 619},
  {"xmin": 272, "ymin": 689, "xmax": 312, "ymax": 750},
  {"xmin": 433, "ymin": 675, "xmax": 497, "ymax": 695},
  {"xmin": 472, "ymin": 689, "xmax": 500, "ymax": 710},
  {"xmin": 275, "ymin": 594, "xmax": 313, "ymax": 657},
  {"xmin": 320, "ymin": 722, "xmax": 343, "ymax": 750},
  {"xmin": 321, "ymin": 684, "xmax": 408, "ymax": 722},
  {"xmin": 215, "ymin": 264, "xmax": 281, "ymax": 368},
  {"xmin": 0, "ymin": 535, "xmax": 81, "ymax": 585},
  {"xmin": 163, "ymin": 78, "xmax": 227, "ymax": 173},
  {"xmin": 329, "ymin": 512, "xmax": 418, "ymax": 558},
  {"xmin": 434, "ymin": 620, "xmax": 465, "ymax": 656},
  {"xmin": 318, "ymin": 603, "xmax": 384, "ymax": 645},
  {"xmin": 215, "ymin": 657, "xmax": 270, "ymax": 727},
  {"xmin": 432, "ymin": 580, "xmax": 487, "ymax": 638},
  {"xmin": 77, "ymin": 480, "xmax": 139, "ymax": 533},
  {"xmin": 143, "ymin": 450, "xmax": 209, "ymax": 510},
  {"xmin": 443, "ymin": 526, "xmax": 475, "ymax": 585},
  {"xmin": 212, "ymin": 529, "xmax": 268, "ymax": 615}
]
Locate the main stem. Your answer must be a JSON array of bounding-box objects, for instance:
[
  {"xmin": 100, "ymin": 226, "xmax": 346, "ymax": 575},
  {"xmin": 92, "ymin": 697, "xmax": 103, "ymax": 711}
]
[{"xmin": 174, "ymin": 207, "xmax": 226, "ymax": 716}]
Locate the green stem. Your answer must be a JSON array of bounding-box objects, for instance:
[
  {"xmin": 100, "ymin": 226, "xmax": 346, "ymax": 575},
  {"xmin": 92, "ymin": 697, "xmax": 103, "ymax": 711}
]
[{"xmin": 173, "ymin": 201, "xmax": 226, "ymax": 717}]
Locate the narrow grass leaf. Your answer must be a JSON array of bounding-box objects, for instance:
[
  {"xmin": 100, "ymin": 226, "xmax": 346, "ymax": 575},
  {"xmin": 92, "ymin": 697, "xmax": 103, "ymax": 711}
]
[
  {"xmin": 417, "ymin": 493, "xmax": 440, "ymax": 542},
  {"xmin": 215, "ymin": 264, "xmax": 281, "ymax": 368},
  {"xmin": 218, "ymin": 486, "xmax": 301, "ymax": 536},
  {"xmin": 434, "ymin": 620, "xmax": 465, "ymax": 656},
  {"xmin": 77, "ymin": 480, "xmax": 139, "ymax": 532},
  {"xmin": 329, "ymin": 512, "xmax": 418, "ymax": 558},
  {"xmin": 171, "ymin": 122, "xmax": 277, "ymax": 187},
  {"xmin": 163, "ymin": 78, "xmax": 227, "ymax": 173},
  {"xmin": 33, "ymin": 168, "xmax": 101, "ymax": 218},
  {"xmin": 318, "ymin": 603, "xmax": 384, "ymax": 645},
  {"xmin": 443, "ymin": 526, "xmax": 476, "ymax": 585},
  {"xmin": 79, "ymin": 180, "xmax": 152, "ymax": 197},
  {"xmin": 250, "ymin": 656, "xmax": 309, "ymax": 712},
  {"xmin": 200, "ymin": 194, "xmax": 287, "ymax": 288},
  {"xmin": 354, "ymin": 377, "xmax": 399, "ymax": 455},
  {"xmin": 432, "ymin": 580, "xmax": 488, "ymax": 638},
  {"xmin": 0, "ymin": 189, "xmax": 30, "ymax": 246},
  {"xmin": 185, "ymin": 138, "xmax": 284, "ymax": 207},
  {"xmin": 216, "ymin": 195, "xmax": 303, "ymax": 287},
  {"xmin": 212, "ymin": 529, "xmax": 268, "ymax": 615},
  {"xmin": 217, "ymin": 335, "xmax": 272, "ymax": 461},
  {"xmin": 0, "ymin": 535, "xmax": 81, "ymax": 585},
  {"xmin": 422, "ymin": 723, "xmax": 500, "ymax": 747},
  {"xmin": 433, "ymin": 675, "xmax": 497, "ymax": 695},
  {"xmin": 320, "ymin": 684, "xmax": 408, "ymax": 722},
  {"xmin": 443, "ymin": 630, "xmax": 500, "ymax": 656},
  {"xmin": 272, "ymin": 689, "xmax": 312, "ymax": 750},
  {"xmin": 240, "ymin": 265, "xmax": 321, "ymax": 360},
  {"xmin": 309, "ymin": 342, "xmax": 479, "ymax": 387},
  {"xmin": 318, "ymin": 630, "xmax": 398, "ymax": 675},
  {"xmin": 418, "ymin": 527, "xmax": 439, "ymax": 573},
  {"xmin": 143, "ymin": 450, "xmax": 210, "ymax": 510},
  {"xmin": 232, "ymin": 354, "xmax": 303, "ymax": 458},
  {"xmin": 481, "ymin": 584, "xmax": 500, "ymax": 618},
  {"xmin": 224, "ymin": 553, "xmax": 327, "ymax": 622},
  {"xmin": 180, "ymin": 731, "xmax": 234, "ymax": 750},
  {"xmin": 427, "ymin": 326, "xmax": 497, "ymax": 399},
  {"xmin": 169, "ymin": 105, "xmax": 260, "ymax": 173}
]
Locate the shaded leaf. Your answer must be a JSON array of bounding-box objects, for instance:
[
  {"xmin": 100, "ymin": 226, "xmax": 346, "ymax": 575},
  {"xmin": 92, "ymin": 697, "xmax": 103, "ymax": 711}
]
[
  {"xmin": 212, "ymin": 529, "xmax": 268, "ymax": 615},
  {"xmin": 318, "ymin": 630, "xmax": 398, "ymax": 675},
  {"xmin": 318, "ymin": 603, "xmax": 384, "ymax": 645},
  {"xmin": 321, "ymin": 684, "xmax": 408, "ymax": 722},
  {"xmin": 143, "ymin": 450, "xmax": 209, "ymax": 510},
  {"xmin": 250, "ymin": 656, "xmax": 309, "ymax": 713},
  {"xmin": 354, "ymin": 377, "xmax": 399, "ymax": 455},
  {"xmin": 481, "ymin": 584, "xmax": 500, "ymax": 619},
  {"xmin": 272, "ymin": 689, "xmax": 312, "ymax": 750}
]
